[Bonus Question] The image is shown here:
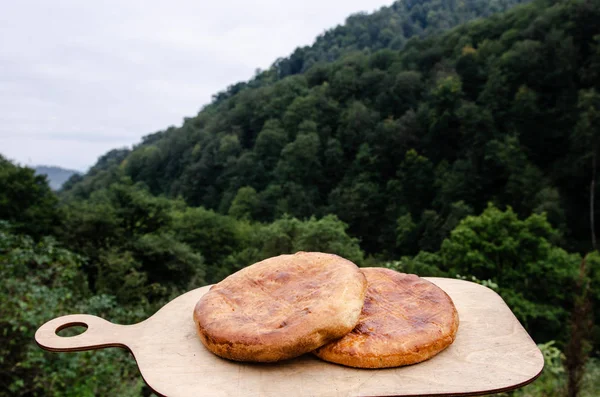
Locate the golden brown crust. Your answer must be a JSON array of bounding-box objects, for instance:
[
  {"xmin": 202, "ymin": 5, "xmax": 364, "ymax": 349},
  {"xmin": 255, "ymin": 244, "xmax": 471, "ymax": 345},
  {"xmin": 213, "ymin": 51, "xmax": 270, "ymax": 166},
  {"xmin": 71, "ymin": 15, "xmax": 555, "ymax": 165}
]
[
  {"xmin": 314, "ymin": 268, "xmax": 459, "ymax": 368},
  {"xmin": 193, "ymin": 252, "xmax": 367, "ymax": 362}
]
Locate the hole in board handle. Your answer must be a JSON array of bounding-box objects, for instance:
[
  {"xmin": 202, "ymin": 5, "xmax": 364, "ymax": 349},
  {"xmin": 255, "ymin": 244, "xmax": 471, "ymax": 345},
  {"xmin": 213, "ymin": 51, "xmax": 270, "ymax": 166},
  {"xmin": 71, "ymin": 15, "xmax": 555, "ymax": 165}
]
[{"xmin": 56, "ymin": 322, "xmax": 88, "ymax": 337}]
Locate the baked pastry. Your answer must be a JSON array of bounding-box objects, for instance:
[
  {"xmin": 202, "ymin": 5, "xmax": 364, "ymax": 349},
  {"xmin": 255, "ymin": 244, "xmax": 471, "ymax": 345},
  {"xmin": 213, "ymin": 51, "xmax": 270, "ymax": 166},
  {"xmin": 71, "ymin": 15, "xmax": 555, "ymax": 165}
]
[
  {"xmin": 193, "ymin": 252, "xmax": 367, "ymax": 362},
  {"xmin": 314, "ymin": 267, "xmax": 459, "ymax": 368}
]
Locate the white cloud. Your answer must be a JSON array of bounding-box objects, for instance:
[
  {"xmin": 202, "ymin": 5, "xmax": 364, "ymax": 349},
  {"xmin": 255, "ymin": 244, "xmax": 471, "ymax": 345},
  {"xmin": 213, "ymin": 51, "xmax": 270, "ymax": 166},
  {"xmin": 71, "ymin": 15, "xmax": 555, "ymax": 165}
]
[{"xmin": 0, "ymin": 0, "xmax": 392, "ymax": 171}]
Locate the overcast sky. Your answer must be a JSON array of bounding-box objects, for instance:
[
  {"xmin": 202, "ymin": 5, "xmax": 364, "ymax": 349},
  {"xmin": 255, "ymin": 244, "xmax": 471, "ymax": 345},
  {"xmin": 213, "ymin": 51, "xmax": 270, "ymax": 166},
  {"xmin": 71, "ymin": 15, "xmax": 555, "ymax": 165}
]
[{"xmin": 0, "ymin": 0, "xmax": 392, "ymax": 171}]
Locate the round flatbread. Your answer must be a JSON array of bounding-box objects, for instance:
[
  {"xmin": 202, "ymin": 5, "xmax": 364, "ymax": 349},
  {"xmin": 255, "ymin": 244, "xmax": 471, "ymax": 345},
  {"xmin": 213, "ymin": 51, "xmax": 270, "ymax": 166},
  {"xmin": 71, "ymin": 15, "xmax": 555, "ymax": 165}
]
[
  {"xmin": 193, "ymin": 252, "xmax": 367, "ymax": 362},
  {"xmin": 314, "ymin": 267, "xmax": 459, "ymax": 368}
]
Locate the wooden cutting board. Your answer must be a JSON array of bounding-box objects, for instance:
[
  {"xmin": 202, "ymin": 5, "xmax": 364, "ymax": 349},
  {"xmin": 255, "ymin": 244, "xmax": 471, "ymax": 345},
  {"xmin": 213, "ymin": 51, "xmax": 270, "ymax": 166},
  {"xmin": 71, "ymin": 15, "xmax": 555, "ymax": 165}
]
[{"xmin": 35, "ymin": 277, "xmax": 544, "ymax": 397}]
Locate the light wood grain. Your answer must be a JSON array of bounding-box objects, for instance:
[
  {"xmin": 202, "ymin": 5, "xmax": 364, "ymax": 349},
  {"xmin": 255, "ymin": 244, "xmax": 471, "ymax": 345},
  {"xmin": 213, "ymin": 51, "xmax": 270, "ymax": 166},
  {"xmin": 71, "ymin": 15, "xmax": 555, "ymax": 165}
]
[{"xmin": 35, "ymin": 278, "xmax": 544, "ymax": 397}]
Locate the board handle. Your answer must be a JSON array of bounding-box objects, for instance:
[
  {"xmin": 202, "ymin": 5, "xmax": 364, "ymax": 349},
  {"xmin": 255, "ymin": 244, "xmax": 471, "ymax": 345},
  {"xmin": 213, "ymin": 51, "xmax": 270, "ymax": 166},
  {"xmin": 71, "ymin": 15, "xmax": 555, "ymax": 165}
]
[{"xmin": 35, "ymin": 314, "xmax": 131, "ymax": 352}]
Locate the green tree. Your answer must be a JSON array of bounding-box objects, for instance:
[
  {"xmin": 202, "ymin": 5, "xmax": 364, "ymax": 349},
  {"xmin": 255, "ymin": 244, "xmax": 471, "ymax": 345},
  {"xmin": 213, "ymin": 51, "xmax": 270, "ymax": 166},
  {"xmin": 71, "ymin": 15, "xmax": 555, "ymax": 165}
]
[
  {"xmin": 394, "ymin": 149, "xmax": 435, "ymax": 215},
  {"xmin": 124, "ymin": 145, "xmax": 164, "ymax": 194},
  {"xmin": 0, "ymin": 156, "xmax": 60, "ymax": 238},
  {"xmin": 0, "ymin": 223, "xmax": 144, "ymax": 396},
  {"xmin": 60, "ymin": 181, "xmax": 204, "ymax": 303},
  {"xmin": 439, "ymin": 203, "xmax": 579, "ymax": 342},
  {"xmin": 173, "ymin": 206, "xmax": 240, "ymax": 272},
  {"xmin": 217, "ymin": 134, "xmax": 242, "ymax": 164},
  {"xmin": 337, "ymin": 100, "xmax": 379, "ymax": 158},
  {"xmin": 572, "ymin": 89, "xmax": 600, "ymax": 250},
  {"xmin": 328, "ymin": 169, "xmax": 385, "ymax": 253},
  {"xmin": 282, "ymin": 94, "xmax": 319, "ymax": 135},
  {"xmin": 378, "ymin": 71, "xmax": 423, "ymax": 117},
  {"xmin": 133, "ymin": 232, "xmax": 205, "ymax": 292},
  {"xmin": 422, "ymin": 75, "xmax": 464, "ymax": 162},
  {"xmin": 228, "ymin": 186, "xmax": 259, "ymax": 220},
  {"xmin": 258, "ymin": 215, "xmax": 364, "ymax": 264},
  {"xmin": 254, "ymin": 120, "xmax": 288, "ymax": 171},
  {"xmin": 275, "ymin": 132, "xmax": 321, "ymax": 186}
]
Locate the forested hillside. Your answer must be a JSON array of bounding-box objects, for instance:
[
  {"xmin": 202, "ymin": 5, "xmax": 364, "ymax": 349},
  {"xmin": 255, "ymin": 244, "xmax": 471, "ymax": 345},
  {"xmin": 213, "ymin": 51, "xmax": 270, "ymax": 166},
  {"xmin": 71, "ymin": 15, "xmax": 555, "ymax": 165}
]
[
  {"xmin": 214, "ymin": 0, "xmax": 529, "ymax": 99},
  {"xmin": 3, "ymin": 0, "xmax": 600, "ymax": 395},
  {"xmin": 65, "ymin": 0, "xmax": 600, "ymax": 257}
]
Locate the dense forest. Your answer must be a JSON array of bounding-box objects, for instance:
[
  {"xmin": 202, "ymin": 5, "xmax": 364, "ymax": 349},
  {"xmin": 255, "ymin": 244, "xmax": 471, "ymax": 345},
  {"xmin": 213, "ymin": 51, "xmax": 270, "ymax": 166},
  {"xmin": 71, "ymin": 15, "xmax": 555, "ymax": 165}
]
[{"xmin": 2, "ymin": 0, "xmax": 600, "ymax": 395}]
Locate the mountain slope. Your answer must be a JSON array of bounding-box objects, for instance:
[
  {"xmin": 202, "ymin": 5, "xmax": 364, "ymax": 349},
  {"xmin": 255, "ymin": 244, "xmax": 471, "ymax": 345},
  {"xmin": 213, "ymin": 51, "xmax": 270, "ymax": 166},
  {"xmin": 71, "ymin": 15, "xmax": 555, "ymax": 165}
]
[
  {"xmin": 272, "ymin": 0, "xmax": 530, "ymax": 76},
  {"xmin": 212, "ymin": 0, "xmax": 529, "ymax": 103},
  {"xmin": 64, "ymin": 0, "xmax": 600, "ymax": 255},
  {"xmin": 34, "ymin": 166, "xmax": 81, "ymax": 190}
]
